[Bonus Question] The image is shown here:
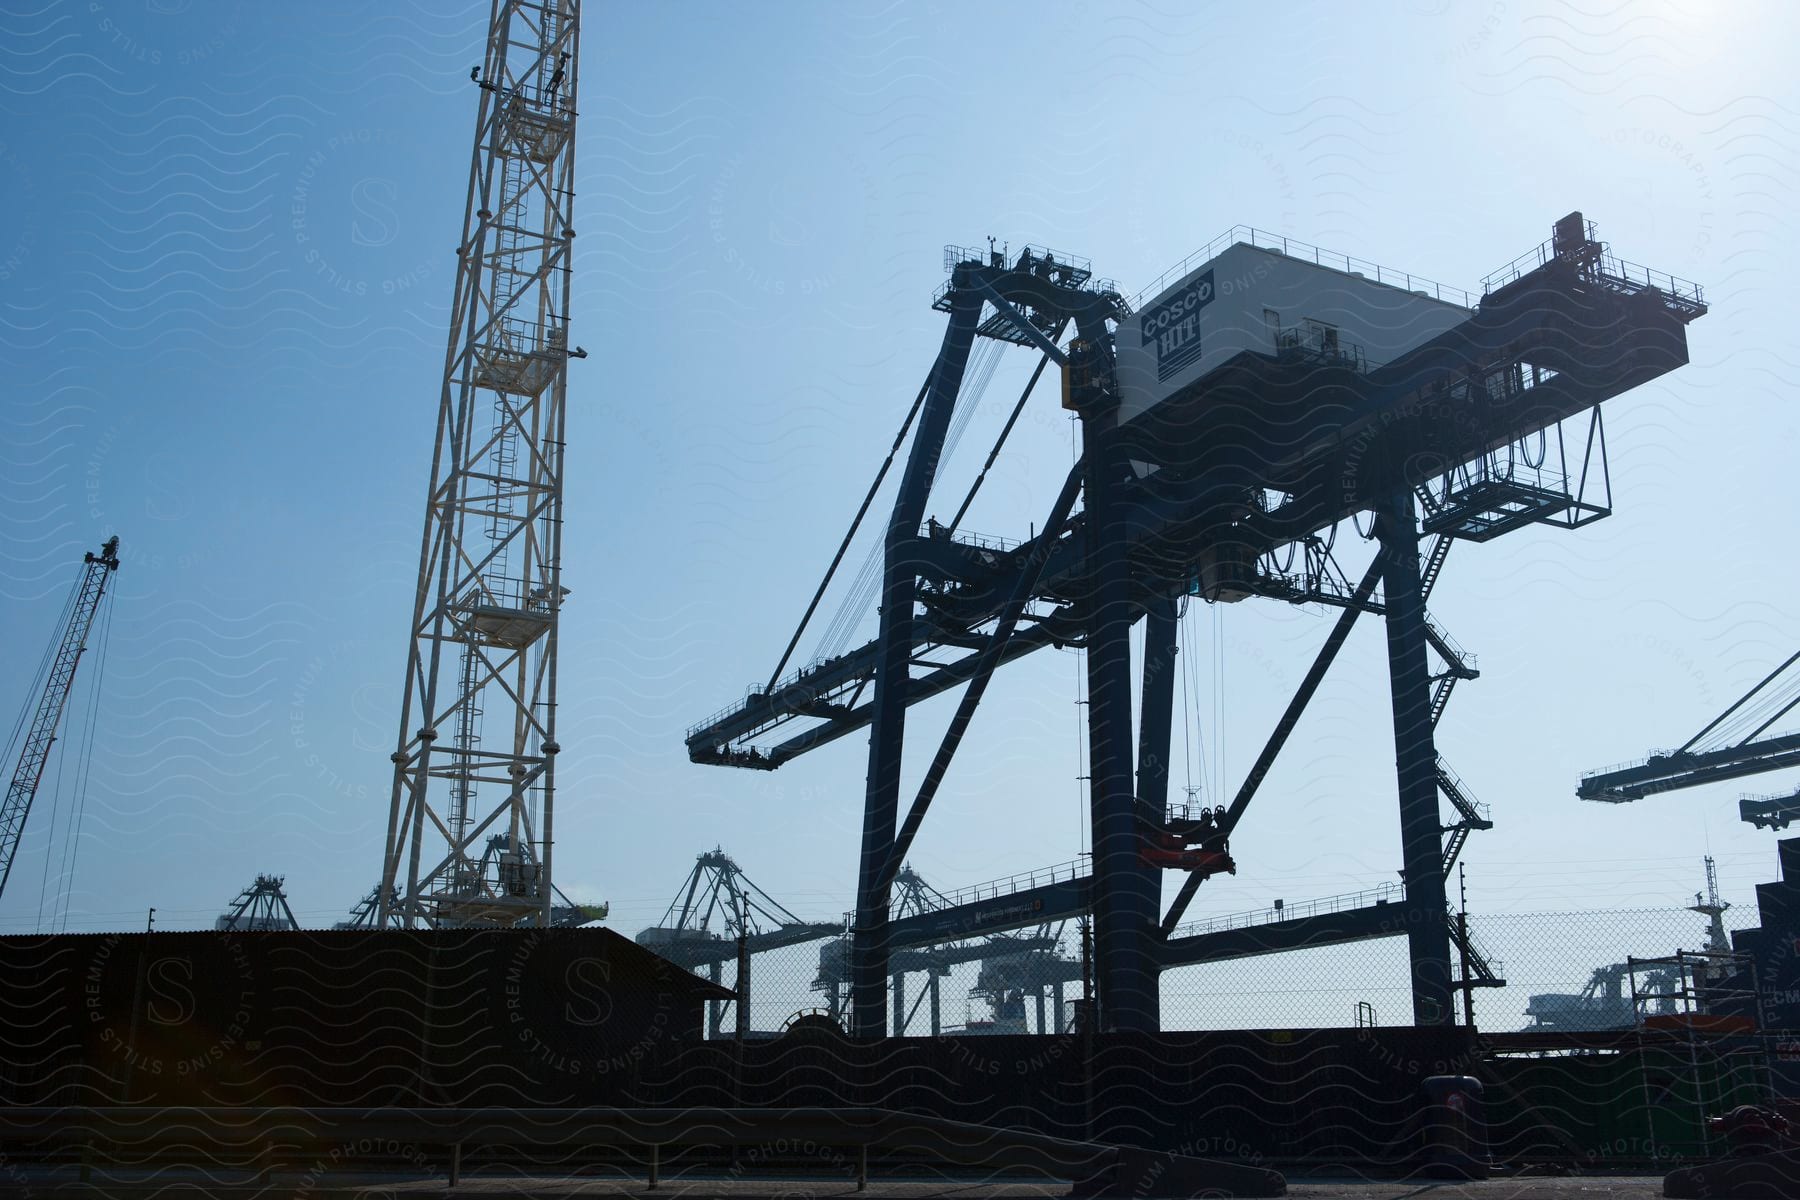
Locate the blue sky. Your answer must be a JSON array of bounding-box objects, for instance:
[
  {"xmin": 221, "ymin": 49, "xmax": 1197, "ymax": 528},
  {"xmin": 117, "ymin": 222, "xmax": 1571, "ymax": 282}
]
[{"xmin": 2, "ymin": 0, "xmax": 1796, "ymax": 987}]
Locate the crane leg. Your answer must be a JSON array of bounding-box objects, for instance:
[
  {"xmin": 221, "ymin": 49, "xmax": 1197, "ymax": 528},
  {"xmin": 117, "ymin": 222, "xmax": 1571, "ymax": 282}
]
[{"xmin": 1376, "ymin": 490, "xmax": 1455, "ymax": 1026}]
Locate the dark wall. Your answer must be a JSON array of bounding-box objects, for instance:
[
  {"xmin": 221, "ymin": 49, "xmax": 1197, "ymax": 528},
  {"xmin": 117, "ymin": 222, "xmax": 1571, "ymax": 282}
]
[
  {"xmin": 625, "ymin": 1025, "xmax": 1482, "ymax": 1166},
  {"xmin": 0, "ymin": 926, "xmax": 714, "ymax": 1107},
  {"xmin": 1, "ymin": 925, "xmax": 1770, "ymax": 1168}
]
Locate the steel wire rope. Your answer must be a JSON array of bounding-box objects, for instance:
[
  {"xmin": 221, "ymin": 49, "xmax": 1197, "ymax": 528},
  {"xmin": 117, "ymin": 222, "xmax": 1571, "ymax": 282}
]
[
  {"xmin": 815, "ymin": 543, "xmax": 882, "ymax": 659},
  {"xmin": 46, "ymin": 582, "xmax": 114, "ymax": 928},
  {"xmin": 1178, "ymin": 595, "xmax": 1195, "ymax": 809},
  {"xmin": 1189, "ymin": 599, "xmax": 1212, "ymax": 805},
  {"xmin": 813, "ymin": 338, "xmax": 1006, "ymax": 662},
  {"xmin": 31, "ymin": 708, "xmax": 72, "ymax": 931},
  {"xmin": 1705, "ymin": 671, "xmax": 1800, "ymax": 750},
  {"xmin": 1213, "ymin": 603, "xmax": 1226, "ymax": 803},
  {"xmin": 1678, "ymin": 650, "xmax": 1800, "ymax": 754},
  {"xmin": 52, "ymin": 575, "xmax": 115, "ymax": 931},
  {"xmin": 17, "ymin": 577, "xmax": 88, "ymax": 925},
  {"xmin": 762, "ymin": 378, "xmax": 932, "ymax": 690},
  {"xmin": 948, "ymin": 320, "xmax": 1069, "ymax": 533},
  {"xmin": 1683, "ymin": 663, "xmax": 1800, "ymax": 753},
  {"xmin": 940, "ymin": 336, "xmax": 1005, "ymax": 475},
  {"xmin": 2, "ymin": 577, "xmax": 81, "ymax": 770},
  {"xmin": 1067, "ymin": 413, "xmax": 1089, "ymax": 857}
]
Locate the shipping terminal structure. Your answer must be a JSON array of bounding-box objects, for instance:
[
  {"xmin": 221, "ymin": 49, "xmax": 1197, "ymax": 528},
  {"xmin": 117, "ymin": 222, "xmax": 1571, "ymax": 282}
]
[{"xmin": 686, "ymin": 213, "xmax": 1707, "ymax": 1039}]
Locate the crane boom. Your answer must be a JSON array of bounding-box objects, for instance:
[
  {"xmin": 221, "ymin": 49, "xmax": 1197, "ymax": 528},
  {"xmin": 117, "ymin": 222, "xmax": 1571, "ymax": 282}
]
[
  {"xmin": 1579, "ymin": 649, "xmax": 1800, "ymax": 805},
  {"xmin": 0, "ymin": 536, "xmax": 121, "ymax": 900}
]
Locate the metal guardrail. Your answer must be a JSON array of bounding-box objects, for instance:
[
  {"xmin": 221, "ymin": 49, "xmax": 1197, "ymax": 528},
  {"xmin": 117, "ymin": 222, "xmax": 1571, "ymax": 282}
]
[
  {"xmin": 1132, "ymin": 226, "xmax": 1479, "ymax": 311},
  {"xmin": 1170, "ymin": 882, "xmax": 1403, "ymax": 942},
  {"xmin": 838, "ymin": 858, "xmax": 1091, "ymax": 929},
  {"xmin": 0, "ymin": 1105, "xmax": 1286, "ymax": 1195},
  {"xmin": 1579, "ymin": 728, "xmax": 1800, "ymax": 781},
  {"xmin": 944, "ymin": 242, "xmax": 1094, "ymax": 278},
  {"xmin": 1480, "ymin": 238, "xmax": 1705, "ymax": 309},
  {"xmin": 930, "ymin": 858, "xmax": 1089, "ymax": 912},
  {"xmin": 920, "ymin": 523, "xmax": 1022, "ymax": 554},
  {"xmin": 685, "ymin": 651, "xmax": 856, "ymax": 742}
]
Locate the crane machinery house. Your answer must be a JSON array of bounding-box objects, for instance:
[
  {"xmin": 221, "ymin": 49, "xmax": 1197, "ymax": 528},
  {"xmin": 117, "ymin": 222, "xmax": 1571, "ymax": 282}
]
[
  {"xmin": 1114, "ymin": 236, "xmax": 1471, "ymax": 428},
  {"xmin": 1109, "ymin": 234, "xmax": 1479, "ymax": 608}
]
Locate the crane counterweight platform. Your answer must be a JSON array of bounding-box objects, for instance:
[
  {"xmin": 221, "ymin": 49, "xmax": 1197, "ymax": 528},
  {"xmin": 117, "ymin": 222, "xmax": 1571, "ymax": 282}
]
[
  {"xmin": 685, "ymin": 213, "xmax": 1705, "ymax": 1038},
  {"xmin": 0, "ymin": 536, "xmax": 121, "ymax": 902}
]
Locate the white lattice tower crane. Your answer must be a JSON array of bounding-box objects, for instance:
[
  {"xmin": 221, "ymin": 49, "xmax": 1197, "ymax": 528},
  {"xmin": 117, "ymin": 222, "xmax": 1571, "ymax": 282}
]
[{"xmin": 379, "ymin": 0, "xmax": 584, "ymax": 928}]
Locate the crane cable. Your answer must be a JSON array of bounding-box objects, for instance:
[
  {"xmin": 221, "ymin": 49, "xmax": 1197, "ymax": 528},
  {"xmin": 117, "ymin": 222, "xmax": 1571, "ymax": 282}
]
[
  {"xmin": 8, "ymin": 574, "xmax": 87, "ymax": 931},
  {"xmin": 32, "ymin": 711, "xmax": 71, "ymax": 931},
  {"xmin": 811, "ymin": 337, "xmax": 1008, "ymax": 663},
  {"xmin": 3, "ymin": 579, "xmax": 81, "ymax": 771},
  {"xmin": 948, "ymin": 323, "xmax": 1067, "ymax": 533},
  {"xmin": 54, "ymin": 592, "xmax": 113, "ymax": 931},
  {"xmin": 761, "ymin": 378, "xmax": 931, "ymax": 690},
  {"xmin": 1179, "ymin": 597, "xmax": 1194, "ymax": 806},
  {"xmin": 1683, "ymin": 650, "xmax": 1800, "ymax": 754}
]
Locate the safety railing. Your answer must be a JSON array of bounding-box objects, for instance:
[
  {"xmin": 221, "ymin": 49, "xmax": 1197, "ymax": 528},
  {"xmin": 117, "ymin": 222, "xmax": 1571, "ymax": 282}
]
[
  {"xmin": 944, "ymin": 242, "xmax": 1094, "ymax": 278},
  {"xmin": 1132, "ymin": 226, "xmax": 1478, "ymax": 311},
  {"xmin": 1422, "ymin": 612, "xmax": 1477, "ymax": 674},
  {"xmin": 684, "ymin": 651, "xmax": 857, "ymax": 742},
  {"xmin": 920, "ymin": 523, "xmax": 1021, "ymax": 553},
  {"xmin": 929, "ymin": 858, "xmax": 1090, "ymax": 912},
  {"xmin": 1169, "ymin": 882, "xmax": 1402, "ymax": 941},
  {"xmin": 0, "ymin": 1106, "xmax": 1219, "ymax": 1193},
  {"xmin": 1479, "ymin": 238, "xmax": 1705, "ymax": 311},
  {"xmin": 1596, "ymin": 253, "xmax": 1706, "ymax": 308}
]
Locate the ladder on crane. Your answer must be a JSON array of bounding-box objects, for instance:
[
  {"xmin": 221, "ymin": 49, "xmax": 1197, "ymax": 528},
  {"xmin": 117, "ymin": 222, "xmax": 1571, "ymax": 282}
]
[{"xmin": 0, "ymin": 537, "xmax": 121, "ymax": 900}]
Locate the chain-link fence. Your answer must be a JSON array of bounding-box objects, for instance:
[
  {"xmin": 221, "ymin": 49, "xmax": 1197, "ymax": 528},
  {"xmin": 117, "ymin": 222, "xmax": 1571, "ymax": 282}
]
[{"xmin": 691, "ymin": 905, "xmax": 1764, "ymax": 1038}]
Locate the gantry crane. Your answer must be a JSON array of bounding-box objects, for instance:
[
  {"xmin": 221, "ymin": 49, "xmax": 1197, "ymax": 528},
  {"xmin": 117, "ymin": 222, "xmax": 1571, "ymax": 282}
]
[
  {"xmin": 637, "ymin": 849, "xmax": 840, "ymax": 1035},
  {"xmin": 686, "ymin": 215, "xmax": 1707, "ymax": 1037},
  {"xmin": 969, "ymin": 925, "xmax": 1082, "ymax": 1034},
  {"xmin": 1579, "ymin": 650, "xmax": 1800, "ymax": 827},
  {"xmin": 215, "ymin": 874, "xmax": 301, "ymax": 932},
  {"xmin": 811, "ymin": 865, "xmax": 1064, "ymax": 1035},
  {"xmin": 0, "ymin": 536, "xmax": 121, "ymax": 902},
  {"xmin": 335, "ymin": 884, "xmax": 403, "ymax": 930},
  {"xmin": 378, "ymin": 0, "xmax": 586, "ymax": 928}
]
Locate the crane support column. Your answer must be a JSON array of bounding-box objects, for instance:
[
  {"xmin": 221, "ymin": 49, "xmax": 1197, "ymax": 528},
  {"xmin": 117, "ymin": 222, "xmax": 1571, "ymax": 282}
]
[
  {"xmin": 1376, "ymin": 490, "xmax": 1455, "ymax": 1026},
  {"xmin": 1078, "ymin": 360, "xmax": 1161, "ymax": 1034},
  {"xmin": 1136, "ymin": 597, "xmax": 1179, "ymax": 817},
  {"xmin": 852, "ymin": 277, "xmax": 983, "ymax": 1039}
]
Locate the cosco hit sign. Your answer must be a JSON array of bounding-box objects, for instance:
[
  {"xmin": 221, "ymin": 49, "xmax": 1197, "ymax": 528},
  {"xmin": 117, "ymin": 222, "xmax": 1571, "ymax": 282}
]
[{"xmin": 1140, "ymin": 270, "xmax": 1214, "ymax": 382}]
